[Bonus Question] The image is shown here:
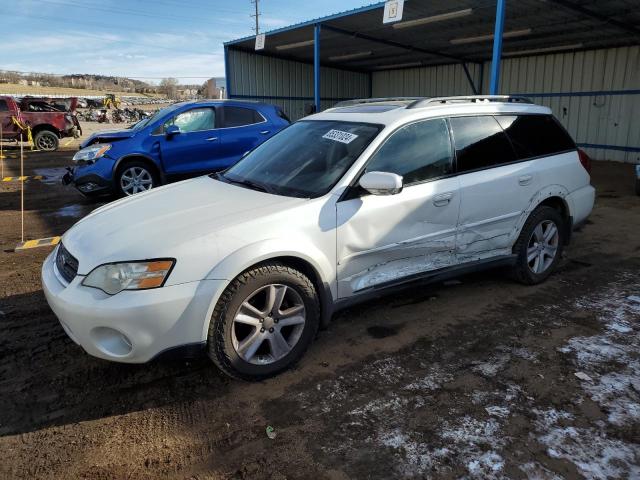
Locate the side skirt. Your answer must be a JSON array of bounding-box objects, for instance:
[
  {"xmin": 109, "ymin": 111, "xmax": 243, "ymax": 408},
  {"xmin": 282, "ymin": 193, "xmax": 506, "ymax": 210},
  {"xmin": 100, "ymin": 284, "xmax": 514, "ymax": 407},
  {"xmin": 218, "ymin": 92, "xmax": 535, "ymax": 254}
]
[{"xmin": 329, "ymin": 254, "xmax": 518, "ymax": 316}]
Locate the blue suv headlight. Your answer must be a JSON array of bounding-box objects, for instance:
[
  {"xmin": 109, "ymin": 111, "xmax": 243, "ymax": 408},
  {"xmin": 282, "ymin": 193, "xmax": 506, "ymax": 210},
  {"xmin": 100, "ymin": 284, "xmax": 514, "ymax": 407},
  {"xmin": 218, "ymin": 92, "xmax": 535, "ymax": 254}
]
[{"xmin": 73, "ymin": 144, "xmax": 111, "ymax": 163}]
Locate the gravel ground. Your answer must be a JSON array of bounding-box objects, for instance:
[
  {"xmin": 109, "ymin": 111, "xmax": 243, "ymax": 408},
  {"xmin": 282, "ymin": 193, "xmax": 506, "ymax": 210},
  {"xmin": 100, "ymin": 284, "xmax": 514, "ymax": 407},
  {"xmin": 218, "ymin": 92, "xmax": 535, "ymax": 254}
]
[{"xmin": 0, "ymin": 148, "xmax": 638, "ymax": 480}]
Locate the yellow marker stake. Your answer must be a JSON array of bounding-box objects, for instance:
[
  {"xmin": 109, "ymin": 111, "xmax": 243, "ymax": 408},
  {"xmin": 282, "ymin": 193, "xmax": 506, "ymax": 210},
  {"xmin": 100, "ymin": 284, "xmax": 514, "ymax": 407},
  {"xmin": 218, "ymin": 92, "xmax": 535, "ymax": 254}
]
[
  {"xmin": 0, "ymin": 122, "xmax": 4, "ymax": 179},
  {"xmin": 20, "ymin": 135, "xmax": 24, "ymax": 243}
]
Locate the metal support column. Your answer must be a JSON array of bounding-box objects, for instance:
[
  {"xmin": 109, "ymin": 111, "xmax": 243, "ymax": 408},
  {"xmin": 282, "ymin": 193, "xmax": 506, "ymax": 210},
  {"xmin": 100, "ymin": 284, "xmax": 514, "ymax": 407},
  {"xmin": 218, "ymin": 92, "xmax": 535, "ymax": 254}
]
[
  {"xmin": 490, "ymin": 0, "xmax": 506, "ymax": 95},
  {"xmin": 314, "ymin": 23, "xmax": 321, "ymax": 112},
  {"xmin": 224, "ymin": 45, "xmax": 232, "ymax": 98}
]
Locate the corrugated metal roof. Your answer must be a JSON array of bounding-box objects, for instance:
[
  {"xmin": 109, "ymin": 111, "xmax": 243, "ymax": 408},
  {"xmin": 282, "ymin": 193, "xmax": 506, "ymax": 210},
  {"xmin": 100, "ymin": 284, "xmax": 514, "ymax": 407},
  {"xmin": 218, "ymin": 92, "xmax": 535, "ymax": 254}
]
[{"xmin": 226, "ymin": 0, "xmax": 640, "ymax": 71}]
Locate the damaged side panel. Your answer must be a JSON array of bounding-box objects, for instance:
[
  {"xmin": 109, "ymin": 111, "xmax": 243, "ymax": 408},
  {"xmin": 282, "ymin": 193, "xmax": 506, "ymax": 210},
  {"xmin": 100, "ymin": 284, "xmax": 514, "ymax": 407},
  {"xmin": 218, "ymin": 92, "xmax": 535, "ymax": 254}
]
[{"xmin": 336, "ymin": 177, "xmax": 460, "ymax": 297}]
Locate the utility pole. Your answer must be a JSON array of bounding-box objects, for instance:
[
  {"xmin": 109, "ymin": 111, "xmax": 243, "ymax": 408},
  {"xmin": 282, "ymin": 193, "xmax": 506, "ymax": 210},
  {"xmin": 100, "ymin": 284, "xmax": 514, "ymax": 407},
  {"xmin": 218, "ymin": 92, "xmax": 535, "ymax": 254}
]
[{"xmin": 250, "ymin": 0, "xmax": 260, "ymax": 34}]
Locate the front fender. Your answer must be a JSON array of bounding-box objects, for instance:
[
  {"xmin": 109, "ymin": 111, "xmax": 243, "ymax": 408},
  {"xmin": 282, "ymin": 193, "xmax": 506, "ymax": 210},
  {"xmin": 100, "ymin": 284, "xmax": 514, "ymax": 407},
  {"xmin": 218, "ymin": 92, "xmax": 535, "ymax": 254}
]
[
  {"xmin": 200, "ymin": 238, "xmax": 336, "ymax": 339},
  {"xmin": 205, "ymin": 238, "xmax": 334, "ymax": 290}
]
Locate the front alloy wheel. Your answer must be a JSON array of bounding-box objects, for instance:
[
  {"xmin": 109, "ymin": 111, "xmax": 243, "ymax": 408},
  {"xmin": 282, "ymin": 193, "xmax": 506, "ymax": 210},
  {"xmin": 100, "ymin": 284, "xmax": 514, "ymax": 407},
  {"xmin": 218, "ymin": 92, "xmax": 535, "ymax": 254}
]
[
  {"xmin": 232, "ymin": 284, "xmax": 306, "ymax": 365},
  {"xmin": 119, "ymin": 166, "xmax": 154, "ymax": 196},
  {"xmin": 208, "ymin": 262, "xmax": 320, "ymax": 380}
]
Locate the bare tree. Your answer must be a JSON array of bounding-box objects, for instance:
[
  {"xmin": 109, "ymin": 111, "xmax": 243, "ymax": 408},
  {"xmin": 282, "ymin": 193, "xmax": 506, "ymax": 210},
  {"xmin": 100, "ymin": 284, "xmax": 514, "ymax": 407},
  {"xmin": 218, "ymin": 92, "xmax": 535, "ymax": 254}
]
[{"xmin": 160, "ymin": 77, "xmax": 179, "ymax": 99}]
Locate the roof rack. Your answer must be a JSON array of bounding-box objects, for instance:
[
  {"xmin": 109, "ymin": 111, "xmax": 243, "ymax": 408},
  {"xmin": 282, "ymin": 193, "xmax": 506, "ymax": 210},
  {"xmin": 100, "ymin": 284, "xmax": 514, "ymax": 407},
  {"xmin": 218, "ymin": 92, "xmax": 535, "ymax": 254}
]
[
  {"xmin": 406, "ymin": 95, "xmax": 533, "ymax": 109},
  {"xmin": 333, "ymin": 97, "xmax": 426, "ymax": 108}
]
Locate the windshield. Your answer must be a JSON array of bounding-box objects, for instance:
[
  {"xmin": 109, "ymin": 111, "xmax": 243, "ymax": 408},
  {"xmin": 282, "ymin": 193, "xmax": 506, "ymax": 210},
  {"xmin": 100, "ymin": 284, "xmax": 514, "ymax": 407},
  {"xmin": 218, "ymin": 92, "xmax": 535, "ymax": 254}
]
[{"xmin": 220, "ymin": 120, "xmax": 381, "ymax": 198}]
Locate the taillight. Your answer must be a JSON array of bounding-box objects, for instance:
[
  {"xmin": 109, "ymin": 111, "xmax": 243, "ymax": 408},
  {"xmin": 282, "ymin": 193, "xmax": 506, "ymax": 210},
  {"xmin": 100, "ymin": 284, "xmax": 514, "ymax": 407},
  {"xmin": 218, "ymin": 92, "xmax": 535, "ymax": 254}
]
[{"xmin": 578, "ymin": 149, "xmax": 592, "ymax": 174}]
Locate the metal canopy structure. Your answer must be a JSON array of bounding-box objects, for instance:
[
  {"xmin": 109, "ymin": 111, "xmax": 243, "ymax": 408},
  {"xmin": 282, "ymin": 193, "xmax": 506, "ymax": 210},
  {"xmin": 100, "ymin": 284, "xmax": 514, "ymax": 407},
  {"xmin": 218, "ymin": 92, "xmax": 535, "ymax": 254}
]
[{"xmin": 225, "ymin": 0, "xmax": 640, "ymax": 111}]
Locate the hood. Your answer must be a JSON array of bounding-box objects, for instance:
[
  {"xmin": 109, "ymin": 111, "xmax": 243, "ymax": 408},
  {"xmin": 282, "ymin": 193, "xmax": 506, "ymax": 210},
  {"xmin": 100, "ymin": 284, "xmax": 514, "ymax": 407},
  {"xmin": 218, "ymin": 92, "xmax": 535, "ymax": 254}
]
[
  {"xmin": 62, "ymin": 176, "xmax": 306, "ymax": 278},
  {"xmin": 80, "ymin": 129, "xmax": 136, "ymax": 148}
]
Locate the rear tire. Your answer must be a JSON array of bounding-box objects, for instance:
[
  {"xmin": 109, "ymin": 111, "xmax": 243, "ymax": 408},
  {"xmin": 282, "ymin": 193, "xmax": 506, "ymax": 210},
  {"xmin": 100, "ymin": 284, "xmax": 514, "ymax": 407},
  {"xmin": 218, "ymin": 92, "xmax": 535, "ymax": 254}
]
[
  {"xmin": 208, "ymin": 262, "xmax": 320, "ymax": 380},
  {"xmin": 511, "ymin": 206, "xmax": 565, "ymax": 285},
  {"xmin": 34, "ymin": 130, "xmax": 59, "ymax": 151}
]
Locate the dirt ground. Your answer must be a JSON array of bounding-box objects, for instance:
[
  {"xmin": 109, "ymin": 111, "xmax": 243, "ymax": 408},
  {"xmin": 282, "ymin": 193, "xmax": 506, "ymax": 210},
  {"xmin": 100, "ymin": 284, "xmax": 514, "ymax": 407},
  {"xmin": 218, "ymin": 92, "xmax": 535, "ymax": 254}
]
[{"xmin": 0, "ymin": 146, "xmax": 639, "ymax": 479}]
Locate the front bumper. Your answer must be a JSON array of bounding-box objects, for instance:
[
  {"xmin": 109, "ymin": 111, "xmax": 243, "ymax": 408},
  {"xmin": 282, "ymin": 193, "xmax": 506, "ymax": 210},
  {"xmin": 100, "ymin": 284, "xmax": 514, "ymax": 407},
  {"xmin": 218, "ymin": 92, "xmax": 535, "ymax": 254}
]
[
  {"xmin": 42, "ymin": 247, "xmax": 226, "ymax": 363},
  {"xmin": 67, "ymin": 156, "xmax": 117, "ymax": 195}
]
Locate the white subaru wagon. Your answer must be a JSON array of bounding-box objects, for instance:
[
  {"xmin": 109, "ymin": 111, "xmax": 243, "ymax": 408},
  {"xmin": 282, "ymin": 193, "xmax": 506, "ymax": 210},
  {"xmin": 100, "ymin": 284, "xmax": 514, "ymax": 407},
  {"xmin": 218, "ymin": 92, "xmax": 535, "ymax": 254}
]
[{"xmin": 42, "ymin": 96, "xmax": 595, "ymax": 379}]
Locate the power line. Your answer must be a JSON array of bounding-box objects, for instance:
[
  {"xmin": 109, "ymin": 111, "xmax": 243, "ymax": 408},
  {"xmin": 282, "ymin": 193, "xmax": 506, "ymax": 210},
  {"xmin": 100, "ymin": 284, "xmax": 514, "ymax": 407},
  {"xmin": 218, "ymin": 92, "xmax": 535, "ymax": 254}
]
[
  {"xmin": 35, "ymin": 0, "xmax": 250, "ymax": 24},
  {"xmin": 3, "ymin": 13, "xmax": 225, "ymax": 56},
  {"xmin": 1, "ymin": 71, "xmax": 221, "ymax": 79}
]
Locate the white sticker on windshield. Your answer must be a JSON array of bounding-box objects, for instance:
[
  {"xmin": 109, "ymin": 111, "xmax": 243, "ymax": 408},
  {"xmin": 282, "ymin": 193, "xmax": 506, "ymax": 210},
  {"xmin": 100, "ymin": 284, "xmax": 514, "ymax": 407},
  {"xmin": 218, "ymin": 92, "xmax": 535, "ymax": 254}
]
[{"xmin": 322, "ymin": 129, "xmax": 359, "ymax": 144}]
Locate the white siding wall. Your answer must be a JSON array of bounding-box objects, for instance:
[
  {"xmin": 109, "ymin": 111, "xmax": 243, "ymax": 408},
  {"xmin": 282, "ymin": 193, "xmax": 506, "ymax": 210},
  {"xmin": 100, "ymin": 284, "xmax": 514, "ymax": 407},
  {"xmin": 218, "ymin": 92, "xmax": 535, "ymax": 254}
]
[
  {"xmin": 227, "ymin": 48, "xmax": 369, "ymax": 120},
  {"xmin": 371, "ymin": 46, "xmax": 640, "ymax": 162}
]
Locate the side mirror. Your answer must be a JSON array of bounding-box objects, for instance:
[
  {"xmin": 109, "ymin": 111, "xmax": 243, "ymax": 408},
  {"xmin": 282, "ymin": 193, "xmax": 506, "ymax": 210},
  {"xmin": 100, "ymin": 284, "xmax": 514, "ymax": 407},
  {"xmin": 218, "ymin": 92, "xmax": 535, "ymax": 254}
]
[
  {"xmin": 165, "ymin": 124, "xmax": 181, "ymax": 137},
  {"xmin": 359, "ymin": 171, "xmax": 403, "ymax": 196}
]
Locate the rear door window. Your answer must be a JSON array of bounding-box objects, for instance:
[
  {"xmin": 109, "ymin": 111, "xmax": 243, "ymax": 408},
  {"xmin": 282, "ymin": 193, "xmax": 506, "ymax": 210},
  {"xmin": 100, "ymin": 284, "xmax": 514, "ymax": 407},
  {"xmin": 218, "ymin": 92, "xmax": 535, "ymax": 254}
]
[
  {"xmin": 0, "ymin": 100, "xmax": 8, "ymax": 112},
  {"xmin": 221, "ymin": 106, "xmax": 264, "ymax": 128},
  {"xmin": 450, "ymin": 116, "xmax": 518, "ymax": 173},
  {"xmin": 496, "ymin": 114, "xmax": 576, "ymax": 159},
  {"xmin": 365, "ymin": 118, "xmax": 453, "ymax": 184}
]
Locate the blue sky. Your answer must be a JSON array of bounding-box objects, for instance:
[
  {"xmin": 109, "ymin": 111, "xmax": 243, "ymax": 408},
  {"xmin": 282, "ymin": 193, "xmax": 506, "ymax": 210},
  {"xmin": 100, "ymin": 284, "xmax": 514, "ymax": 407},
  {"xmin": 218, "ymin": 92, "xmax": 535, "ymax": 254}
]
[{"xmin": 3, "ymin": 0, "xmax": 376, "ymax": 85}]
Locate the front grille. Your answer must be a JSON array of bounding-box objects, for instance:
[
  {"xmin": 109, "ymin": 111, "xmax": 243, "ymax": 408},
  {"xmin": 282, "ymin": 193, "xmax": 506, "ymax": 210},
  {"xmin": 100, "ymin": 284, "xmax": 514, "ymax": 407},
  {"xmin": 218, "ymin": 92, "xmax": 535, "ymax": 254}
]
[{"xmin": 56, "ymin": 243, "xmax": 79, "ymax": 284}]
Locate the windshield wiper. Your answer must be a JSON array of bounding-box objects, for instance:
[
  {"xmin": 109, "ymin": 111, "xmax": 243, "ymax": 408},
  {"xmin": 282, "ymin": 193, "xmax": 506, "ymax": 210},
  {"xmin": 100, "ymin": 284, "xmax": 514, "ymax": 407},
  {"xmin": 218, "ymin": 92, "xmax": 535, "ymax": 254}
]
[{"xmin": 217, "ymin": 173, "xmax": 274, "ymax": 194}]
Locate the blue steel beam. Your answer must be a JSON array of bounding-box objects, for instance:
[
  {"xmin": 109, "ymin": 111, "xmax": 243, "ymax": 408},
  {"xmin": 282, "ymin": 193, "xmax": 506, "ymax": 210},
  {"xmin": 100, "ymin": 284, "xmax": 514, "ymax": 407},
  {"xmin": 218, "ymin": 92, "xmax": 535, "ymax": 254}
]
[
  {"xmin": 490, "ymin": 0, "xmax": 507, "ymax": 95},
  {"xmin": 314, "ymin": 23, "xmax": 321, "ymax": 112}
]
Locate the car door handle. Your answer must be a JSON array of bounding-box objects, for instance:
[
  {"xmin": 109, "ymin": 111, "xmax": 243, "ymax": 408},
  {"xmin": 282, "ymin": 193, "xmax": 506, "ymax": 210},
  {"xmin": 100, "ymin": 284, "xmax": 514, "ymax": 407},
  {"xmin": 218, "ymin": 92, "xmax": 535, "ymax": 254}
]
[
  {"xmin": 433, "ymin": 192, "xmax": 453, "ymax": 207},
  {"xmin": 518, "ymin": 175, "xmax": 533, "ymax": 186},
  {"xmin": 260, "ymin": 130, "xmax": 270, "ymax": 135},
  {"xmin": 205, "ymin": 137, "xmax": 218, "ymax": 142}
]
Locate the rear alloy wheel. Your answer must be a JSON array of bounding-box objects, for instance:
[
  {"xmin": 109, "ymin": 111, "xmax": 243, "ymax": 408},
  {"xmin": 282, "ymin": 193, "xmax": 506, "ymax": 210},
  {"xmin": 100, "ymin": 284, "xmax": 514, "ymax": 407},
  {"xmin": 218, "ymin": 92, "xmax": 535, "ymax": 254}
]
[
  {"xmin": 527, "ymin": 220, "xmax": 560, "ymax": 275},
  {"xmin": 208, "ymin": 262, "xmax": 320, "ymax": 380},
  {"xmin": 117, "ymin": 163, "xmax": 156, "ymax": 196},
  {"xmin": 511, "ymin": 206, "xmax": 565, "ymax": 285},
  {"xmin": 34, "ymin": 130, "xmax": 59, "ymax": 151}
]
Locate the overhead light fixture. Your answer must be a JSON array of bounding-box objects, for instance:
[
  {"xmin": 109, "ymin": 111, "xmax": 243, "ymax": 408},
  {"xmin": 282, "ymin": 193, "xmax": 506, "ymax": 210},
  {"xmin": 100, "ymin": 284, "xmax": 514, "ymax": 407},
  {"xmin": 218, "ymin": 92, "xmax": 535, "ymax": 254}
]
[
  {"xmin": 373, "ymin": 61, "xmax": 422, "ymax": 70},
  {"xmin": 393, "ymin": 8, "xmax": 473, "ymax": 29},
  {"xmin": 503, "ymin": 43, "xmax": 583, "ymax": 57},
  {"xmin": 450, "ymin": 28, "xmax": 532, "ymax": 45},
  {"xmin": 329, "ymin": 51, "xmax": 373, "ymax": 61},
  {"xmin": 275, "ymin": 39, "xmax": 314, "ymax": 51}
]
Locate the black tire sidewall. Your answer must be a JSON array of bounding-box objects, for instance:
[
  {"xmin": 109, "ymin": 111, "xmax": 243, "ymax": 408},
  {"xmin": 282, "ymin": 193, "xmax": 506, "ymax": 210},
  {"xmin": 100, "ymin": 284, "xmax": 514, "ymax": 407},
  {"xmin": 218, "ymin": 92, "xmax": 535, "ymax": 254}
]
[
  {"xmin": 209, "ymin": 264, "xmax": 320, "ymax": 380},
  {"xmin": 514, "ymin": 206, "xmax": 565, "ymax": 284},
  {"xmin": 35, "ymin": 131, "xmax": 59, "ymax": 151},
  {"xmin": 115, "ymin": 161, "xmax": 157, "ymax": 197}
]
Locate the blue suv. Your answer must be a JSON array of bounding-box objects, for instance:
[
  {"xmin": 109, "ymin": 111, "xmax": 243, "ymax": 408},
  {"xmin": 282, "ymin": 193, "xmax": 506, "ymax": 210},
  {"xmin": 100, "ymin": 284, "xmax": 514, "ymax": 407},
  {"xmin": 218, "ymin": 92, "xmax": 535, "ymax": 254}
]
[{"xmin": 68, "ymin": 100, "xmax": 290, "ymax": 196}]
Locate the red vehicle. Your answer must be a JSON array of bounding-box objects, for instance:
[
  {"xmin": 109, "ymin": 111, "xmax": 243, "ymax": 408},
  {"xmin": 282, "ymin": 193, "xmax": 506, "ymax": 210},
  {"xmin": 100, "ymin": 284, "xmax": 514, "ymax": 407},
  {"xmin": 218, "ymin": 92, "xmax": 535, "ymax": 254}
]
[{"xmin": 0, "ymin": 96, "xmax": 81, "ymax": 151}]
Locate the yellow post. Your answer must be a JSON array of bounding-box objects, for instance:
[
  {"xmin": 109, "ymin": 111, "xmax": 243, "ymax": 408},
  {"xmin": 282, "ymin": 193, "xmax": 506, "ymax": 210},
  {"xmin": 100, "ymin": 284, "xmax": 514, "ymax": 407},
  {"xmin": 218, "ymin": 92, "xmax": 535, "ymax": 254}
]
[
  {"xmin": 20, "ymin": 133, "xmax": 24, "ymax": 243},
  {"xmin": 0, "ymin": 122, "xmax": 4, "ymax": 179}
]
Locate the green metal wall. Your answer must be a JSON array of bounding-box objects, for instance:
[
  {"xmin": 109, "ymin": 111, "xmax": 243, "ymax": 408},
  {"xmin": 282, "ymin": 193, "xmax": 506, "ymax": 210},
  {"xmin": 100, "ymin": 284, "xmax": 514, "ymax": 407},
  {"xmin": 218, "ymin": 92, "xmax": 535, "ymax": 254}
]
[
  {"xmin": 371, "ymin": 46, "xmax": 640, "ymax": 162},
  {"xmin": 227, "ymin": 48, "xmax": 370, "ymax": 120}
]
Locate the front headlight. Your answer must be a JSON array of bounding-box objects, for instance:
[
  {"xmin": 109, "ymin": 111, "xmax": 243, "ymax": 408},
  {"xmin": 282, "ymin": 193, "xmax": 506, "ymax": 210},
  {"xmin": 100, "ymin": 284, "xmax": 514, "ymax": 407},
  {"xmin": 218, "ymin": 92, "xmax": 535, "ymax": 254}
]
[
  {"xmin": 82, "ymin": 259, "xmax": 175, "ymax": 295},
  {"xmin": 73, "ymin": 144, "xmax": 111, "ymax": 163}
]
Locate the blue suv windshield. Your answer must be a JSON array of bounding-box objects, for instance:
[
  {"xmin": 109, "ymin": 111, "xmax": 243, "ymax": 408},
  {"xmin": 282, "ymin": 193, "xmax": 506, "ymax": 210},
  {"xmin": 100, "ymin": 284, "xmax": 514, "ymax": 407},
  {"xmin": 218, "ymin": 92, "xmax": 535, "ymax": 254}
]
[{"xmin": 219, "ymin": 120, "xmax": 381, "ymax": 198}]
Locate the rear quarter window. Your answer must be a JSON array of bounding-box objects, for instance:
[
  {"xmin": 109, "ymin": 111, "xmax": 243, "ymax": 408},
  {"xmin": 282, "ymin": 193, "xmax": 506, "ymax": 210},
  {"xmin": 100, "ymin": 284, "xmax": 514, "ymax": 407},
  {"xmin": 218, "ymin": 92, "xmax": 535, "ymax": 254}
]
[
  {"xmin": 496, "ymin": 114, "xmax": 576, "ymax": 159},
  {"xmin": 222, "ymin": 106, "xmax": 264, "ymax": 128},
  {"xmin": 0, "ymin": 100, "xmax": 8, "ymax": 112}
]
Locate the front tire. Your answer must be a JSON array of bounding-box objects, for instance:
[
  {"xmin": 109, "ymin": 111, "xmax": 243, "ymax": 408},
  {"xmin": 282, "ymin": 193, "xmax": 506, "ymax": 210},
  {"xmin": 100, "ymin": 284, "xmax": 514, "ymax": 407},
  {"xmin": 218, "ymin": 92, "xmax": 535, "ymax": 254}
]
[
  {"xmin": 208, "ymin": 262, "xmax": 320, "ymax": 380},
  {"xmin": 34, "ymin": 130, "xmax": 59, "ymax": 151},
  {"xmin": 116, "ymin": 161, "xmax": 157, "ymax": 197},
  {"xmin": 511, "ymin": 206, "xmax": 565, "ymax": 285}
]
